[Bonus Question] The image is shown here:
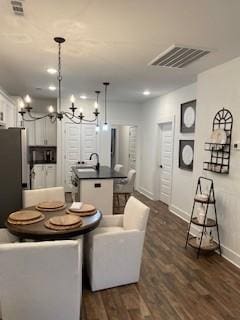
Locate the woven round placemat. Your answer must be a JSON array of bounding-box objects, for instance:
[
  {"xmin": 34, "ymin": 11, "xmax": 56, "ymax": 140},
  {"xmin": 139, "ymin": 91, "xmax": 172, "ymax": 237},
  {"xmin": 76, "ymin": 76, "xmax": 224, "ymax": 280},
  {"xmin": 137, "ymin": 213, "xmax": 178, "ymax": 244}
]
[
  {"xmin": 37, "ymin": 201, "xmax": 65, "ymax": 209},
  {"xmin": 69, "ymin": 203, "xmax": 96, "ymax": 213},
  {"xmin": 66, "ymin": 209, "xmax": 97, "ymax": 217},
  {"xmin": 44, "ymin": 219, "xmax": 83, "ymax": 231},
  {"xmin": 49, "ymin": 214, "xmax": 81, "ymax": 227},
  {"xmin": 35, "ymin": 204, "xmax": 66, "ymax": 212},
  {"xmin": 8, "ymin": 213, "xmax": 45, "ymax": 225},
  {"xmin": 9, "ymin": 210, "xmax": 41, "ymax": 221}
]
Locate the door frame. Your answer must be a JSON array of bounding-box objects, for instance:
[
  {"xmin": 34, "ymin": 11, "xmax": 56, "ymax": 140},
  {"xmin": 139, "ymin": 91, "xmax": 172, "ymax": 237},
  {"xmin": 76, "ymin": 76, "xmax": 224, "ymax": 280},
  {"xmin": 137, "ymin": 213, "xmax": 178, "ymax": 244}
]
[{"xmin": 154, "ymin": 115, "xmax": 175, "ymax": 206}]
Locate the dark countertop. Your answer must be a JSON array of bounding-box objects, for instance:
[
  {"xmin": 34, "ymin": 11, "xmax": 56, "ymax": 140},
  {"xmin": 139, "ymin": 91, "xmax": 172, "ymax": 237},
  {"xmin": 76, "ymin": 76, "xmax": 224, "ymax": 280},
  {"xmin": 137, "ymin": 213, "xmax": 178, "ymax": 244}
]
[{"xmin": 72, "ymin": 166, "xmax": 127, "ymax": 180}]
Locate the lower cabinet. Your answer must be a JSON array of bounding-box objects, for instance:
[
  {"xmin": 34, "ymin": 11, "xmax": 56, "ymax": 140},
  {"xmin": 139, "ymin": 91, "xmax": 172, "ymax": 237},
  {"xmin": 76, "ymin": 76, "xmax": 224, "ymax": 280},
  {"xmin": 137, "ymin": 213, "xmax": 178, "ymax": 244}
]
[
  {"xmin": 31, "ymin": 164, "xmax": 56, "ymax": 189},
  {"xmin": 79, "ymin": 179, "xmax": 113, "ymax": 215}
]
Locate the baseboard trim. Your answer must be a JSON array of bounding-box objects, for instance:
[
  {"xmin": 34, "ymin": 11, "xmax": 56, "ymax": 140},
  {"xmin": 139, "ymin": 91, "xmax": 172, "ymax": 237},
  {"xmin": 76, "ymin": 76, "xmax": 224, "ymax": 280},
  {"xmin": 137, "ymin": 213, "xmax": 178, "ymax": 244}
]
[
  {"xmin": 169, "ymin": 204, "xmax": 190, "ymax": 222},
  {"xmin": 137, "ymin": 186, "xmax": 155, "ymax": 200},
  {"xmin": 169, "ymin": 204, "xmax": 240, "ymax": 269}
]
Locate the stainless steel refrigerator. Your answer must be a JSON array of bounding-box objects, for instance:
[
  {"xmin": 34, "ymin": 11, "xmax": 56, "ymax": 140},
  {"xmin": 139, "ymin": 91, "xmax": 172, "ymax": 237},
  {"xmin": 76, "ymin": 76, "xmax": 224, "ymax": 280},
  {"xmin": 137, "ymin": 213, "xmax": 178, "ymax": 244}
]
[{"xmin": 0, "ymin": 128, "xmax": 28, "ymax": 227}]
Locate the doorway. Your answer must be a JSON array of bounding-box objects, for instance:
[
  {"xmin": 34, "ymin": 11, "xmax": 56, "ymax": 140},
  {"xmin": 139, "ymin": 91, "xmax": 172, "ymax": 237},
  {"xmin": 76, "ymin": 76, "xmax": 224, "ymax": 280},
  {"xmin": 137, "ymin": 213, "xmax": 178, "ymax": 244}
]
[
  {"xmin": 111, "ymin": 125, "xmax": 137, "ymax": 176},
  {"xmin": 158, "ymin": 122, "xmax": 174, "ymax": 205}
]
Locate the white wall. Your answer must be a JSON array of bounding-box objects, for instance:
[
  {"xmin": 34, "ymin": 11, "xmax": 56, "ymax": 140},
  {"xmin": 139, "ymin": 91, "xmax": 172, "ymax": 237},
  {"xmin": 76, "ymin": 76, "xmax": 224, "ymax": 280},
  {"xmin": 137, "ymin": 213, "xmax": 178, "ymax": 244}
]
[
  {"xmin": 139, "ymin": 83, "xmax": 197, "ymax": 217},
  {"xmin": 194, "ymin": 57, "xmax": 240, "ymax": 266},
  {"xmin": 139, "ymin": 56, "xmax": 240, "ymax": 267}
]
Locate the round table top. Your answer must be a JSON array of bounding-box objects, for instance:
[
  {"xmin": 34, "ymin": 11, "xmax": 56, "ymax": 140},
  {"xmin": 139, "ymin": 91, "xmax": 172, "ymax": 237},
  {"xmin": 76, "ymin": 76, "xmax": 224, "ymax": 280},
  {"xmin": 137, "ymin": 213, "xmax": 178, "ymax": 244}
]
[{"xmin": 6, "ymin": 205, "xmax": 102, "ymax": 241}]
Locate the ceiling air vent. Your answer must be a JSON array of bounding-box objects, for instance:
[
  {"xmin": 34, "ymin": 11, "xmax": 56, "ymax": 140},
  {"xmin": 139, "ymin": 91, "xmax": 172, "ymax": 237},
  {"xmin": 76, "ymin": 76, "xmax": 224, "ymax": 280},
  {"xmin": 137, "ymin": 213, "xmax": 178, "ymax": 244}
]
[
  {"xmin": 11, "ymin": 0, "xmax": 24, "ymax": 16},
  {"xmin": 149, "ymin": 45, "xmax": 210, "ymax": 68}
]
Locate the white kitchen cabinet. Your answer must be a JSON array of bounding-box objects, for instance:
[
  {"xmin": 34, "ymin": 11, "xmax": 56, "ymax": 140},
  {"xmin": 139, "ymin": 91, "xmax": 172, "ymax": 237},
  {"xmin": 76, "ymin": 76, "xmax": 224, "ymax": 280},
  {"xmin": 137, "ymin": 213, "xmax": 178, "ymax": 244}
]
[
  {"xmin": 79, "ymin": 179, "xmax": 113, "ymax": 215},
  {"xmin": 23, "ymin": 120, "xmax": 36, "ymax": 145},
  {"xmin": 35, "ymin": 117, "xmax": 46, "ymax": 145},
  {"xmin": 45, "ymin": 119, "xmax": 57, "ymax": 146},
  {"xmin": 45, "ymin": 164, "xmax": 56, "ymax": 188},
  {"xmin": 0, "ymin": 97, "xmax": 6, "ymax": 127},
  {"xmin": 33, "ymin": 116, "xmax": 57, "ymax": 146},
  {"xmin": 32, "ymin": 164, "xmax": 56, "ymax": 189},
  {"xmin": 32, "ymin": 165, "xmax": 46, "ymax": 189}
]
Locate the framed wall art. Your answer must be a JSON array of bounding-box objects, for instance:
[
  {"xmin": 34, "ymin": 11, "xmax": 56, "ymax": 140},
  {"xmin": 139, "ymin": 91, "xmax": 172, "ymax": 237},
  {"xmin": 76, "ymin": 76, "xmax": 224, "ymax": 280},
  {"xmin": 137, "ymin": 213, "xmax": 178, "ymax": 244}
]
[
  {"xmin": 180, "ymin": 100, "xmax": 196, "ymax": 133},
  {"xmin": 179, "ymin": 140, "xmax": 194, "ymax": 171}
]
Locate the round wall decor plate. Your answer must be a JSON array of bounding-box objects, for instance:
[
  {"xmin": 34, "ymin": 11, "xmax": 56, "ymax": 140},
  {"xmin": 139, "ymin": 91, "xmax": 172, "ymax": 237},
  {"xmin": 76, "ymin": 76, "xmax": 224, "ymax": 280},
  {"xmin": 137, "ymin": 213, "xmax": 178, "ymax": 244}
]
[
  {"xmin": 210, "ymin": 129, "xmax": 227, "ymax": 144},
  {"xmin": 49, "ymin": 214, "xmax": 81, "ymax": 227},
  {"xmin": 9, "ymin": 210, "xmax": 41, "ymax": 221},
  {"xmin": 182, "ymin": 145, "xmax": 193, "ymax": 166},
  {"xmin": 184, "ymin": 106, "xmax": 195, "ymax": 128},
  {"xmin": 37, "ymin": 201, "xmax": 65, "ymax": 209}
]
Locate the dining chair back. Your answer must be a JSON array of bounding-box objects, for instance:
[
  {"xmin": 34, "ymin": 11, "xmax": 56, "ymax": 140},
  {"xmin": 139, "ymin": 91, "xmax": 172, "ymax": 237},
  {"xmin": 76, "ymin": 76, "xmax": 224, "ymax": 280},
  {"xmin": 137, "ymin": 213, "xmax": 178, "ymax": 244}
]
[
  {"xmin": 0, "ymin": 239, "xmax": 82, "ymax": 320},
  {"xmin": 0, "ymin": 228, "xmax": 18, "ymax": 319},
  {"xmin": 86, "ymin": 196, "xmax": 149, "ymax": 291},
  {"xmin": 23, "ymin": 186, "xmax": 65, "ymax": 208}
]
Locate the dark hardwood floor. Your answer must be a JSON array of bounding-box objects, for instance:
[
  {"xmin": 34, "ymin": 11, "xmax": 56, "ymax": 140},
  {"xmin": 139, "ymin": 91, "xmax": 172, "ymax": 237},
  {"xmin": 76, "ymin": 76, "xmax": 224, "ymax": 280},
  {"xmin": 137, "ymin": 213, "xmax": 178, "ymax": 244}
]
[{"xmin": 78, "ymin": 192, "xmax": 240, "ymax": 320}]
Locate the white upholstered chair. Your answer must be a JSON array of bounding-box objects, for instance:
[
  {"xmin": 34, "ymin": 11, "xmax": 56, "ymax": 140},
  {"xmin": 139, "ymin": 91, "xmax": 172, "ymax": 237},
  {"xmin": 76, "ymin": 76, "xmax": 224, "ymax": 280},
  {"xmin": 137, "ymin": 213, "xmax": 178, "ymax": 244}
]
[
  {"xmin": 114, "ymin": 164, "xmax": 124, "ymax": 174},
  {"xmin": 23, "ymin": 187, "xmax": 65, "ymax": 208},
  {"xmin": 0, "ymin": 228, "xmax": 18, "ymax": 319},
  {"xmin": 114, "ymin": 169, "xmax": 136, "ymax": 206},
  {"xmin": 0, "ymin": 239, "xmax": 83, "ymax": 320},
  {"xmin": 85, "ymin": 196, "xmax": 149, "ymax": 291}
]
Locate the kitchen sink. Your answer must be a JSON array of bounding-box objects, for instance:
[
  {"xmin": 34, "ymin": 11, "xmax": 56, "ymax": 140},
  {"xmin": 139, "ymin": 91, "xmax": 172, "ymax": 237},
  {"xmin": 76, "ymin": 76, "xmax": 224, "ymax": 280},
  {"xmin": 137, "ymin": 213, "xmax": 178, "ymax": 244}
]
[{"xmin": 77, "ymin": 168, "xmax": 96, "ymax": 173}]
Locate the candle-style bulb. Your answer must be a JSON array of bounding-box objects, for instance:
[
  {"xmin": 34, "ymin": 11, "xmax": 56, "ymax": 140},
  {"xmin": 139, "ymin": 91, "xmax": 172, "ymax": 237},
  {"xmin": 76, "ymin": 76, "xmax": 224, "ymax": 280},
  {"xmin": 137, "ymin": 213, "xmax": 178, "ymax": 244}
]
[
  {"xmin": 48, "ymin": 105, "xmax": 54, "ymax": 113},
  {"xmin": 94, "ymin": 101, "xmax": 98, "ymax": 109},
  {"xmin": 24, "ymin": 94, "xmax": 31, "ymax": 104},
  {"xmin": 79, "ymin": 107, "xmax": 83, "ymax": 113},
  {"xmin": 70, "ymin": 95, "xmax": 75, "ymax": 103}
]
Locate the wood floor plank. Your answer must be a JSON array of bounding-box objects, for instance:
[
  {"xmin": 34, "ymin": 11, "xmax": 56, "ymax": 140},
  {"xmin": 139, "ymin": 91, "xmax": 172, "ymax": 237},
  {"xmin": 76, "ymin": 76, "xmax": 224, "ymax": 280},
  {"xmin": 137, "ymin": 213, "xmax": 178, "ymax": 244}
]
[{"xmin": 66, "ymin": 192, "xmax": 240, "ymax": 319}]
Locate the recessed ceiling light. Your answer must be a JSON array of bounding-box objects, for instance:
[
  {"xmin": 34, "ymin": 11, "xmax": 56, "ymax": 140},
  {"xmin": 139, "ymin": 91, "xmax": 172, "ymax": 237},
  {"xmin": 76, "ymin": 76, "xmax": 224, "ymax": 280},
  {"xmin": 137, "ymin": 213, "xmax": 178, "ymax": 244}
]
[
  {"xmin": 47, "ymin": 68, "xmax": 57, "ymax": 74},
  {"xmin": 80, "ymin": 95, "xmax": 87, "ymax": 100},
  {"xmin": 143, "ymin": 90, "xmax": 151, "ymax": 96},
  {"xmin": 48, "ymin": 85, "xmax": 56, "ymax": 91}
]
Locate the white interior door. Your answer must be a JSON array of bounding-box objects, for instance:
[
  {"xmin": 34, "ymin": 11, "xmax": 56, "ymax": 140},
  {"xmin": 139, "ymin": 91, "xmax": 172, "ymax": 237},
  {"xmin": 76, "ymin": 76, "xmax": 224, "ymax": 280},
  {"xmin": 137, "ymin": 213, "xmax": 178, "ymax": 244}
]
[
  {"xmin": 64, "ymin": 123, "xmax": 98, "ymax": 192},
  {"xmin": 159, "ymin": 122, "xmax": 173, "ymax": 205},
  {"xmin": 81, "ymin": 124, "xmax": 98, "ymax": 161},
  {"xmin": 64, "ymin": 124, "xmax": 81, "ymax": 191},
  {"xmin": 128, "ymin": 126, "xmax": 137, "ymax": 170}
]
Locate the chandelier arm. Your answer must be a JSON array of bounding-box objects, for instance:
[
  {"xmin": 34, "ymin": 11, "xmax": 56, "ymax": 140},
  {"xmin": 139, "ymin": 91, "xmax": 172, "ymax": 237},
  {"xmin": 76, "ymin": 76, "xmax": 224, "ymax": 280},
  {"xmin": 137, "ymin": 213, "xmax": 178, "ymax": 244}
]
[
  {"xmin": 64, "ymin": 111, "xmax": 80, "ymax": 120},
  {"xmin": 49, "ymin": 114, "xmax": 58, "ymax": 123},
  {"xmin": 81, "ymin": 117, "xmax": 97, "ymax": 123},
  {"xmin": 64, "ymin": 112, "xmax": 81, "ymax": 124},
  {"xmin": 64, "ymin": 112, "xmax": 97, "ymax": 123},
  {"xmin": 22, "ymin": 112, "xmax": 54, "ymax": 121}
]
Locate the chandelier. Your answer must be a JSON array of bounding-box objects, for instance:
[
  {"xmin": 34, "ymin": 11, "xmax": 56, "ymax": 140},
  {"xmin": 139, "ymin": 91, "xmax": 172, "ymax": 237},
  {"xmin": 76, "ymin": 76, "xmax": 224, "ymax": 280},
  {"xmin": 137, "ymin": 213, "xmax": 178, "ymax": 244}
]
[{"xmin": 18, "ymin": 37, "xmax": 110, "ymax": 131}]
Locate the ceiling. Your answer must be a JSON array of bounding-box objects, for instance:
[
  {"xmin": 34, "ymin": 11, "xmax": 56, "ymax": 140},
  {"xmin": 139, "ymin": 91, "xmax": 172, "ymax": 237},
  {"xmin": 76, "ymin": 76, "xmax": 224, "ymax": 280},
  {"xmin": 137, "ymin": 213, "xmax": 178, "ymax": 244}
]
[{"xmin": 1, "ymin": 0, "xmax": 240, "ymax": 102}]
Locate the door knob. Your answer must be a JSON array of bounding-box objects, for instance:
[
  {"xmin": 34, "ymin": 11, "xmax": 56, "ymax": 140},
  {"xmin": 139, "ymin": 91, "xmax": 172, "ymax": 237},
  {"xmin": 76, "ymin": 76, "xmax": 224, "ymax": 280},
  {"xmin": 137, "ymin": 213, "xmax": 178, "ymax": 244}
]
[{"xmin": 160, "ymin": 165, "xmax": 163, "ymax": 168}]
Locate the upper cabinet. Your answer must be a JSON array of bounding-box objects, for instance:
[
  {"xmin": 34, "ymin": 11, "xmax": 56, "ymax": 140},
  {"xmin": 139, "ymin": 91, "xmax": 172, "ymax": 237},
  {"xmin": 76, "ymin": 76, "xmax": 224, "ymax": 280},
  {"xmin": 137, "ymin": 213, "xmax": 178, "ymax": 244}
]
[
  {"xmin": 0, "ymin": 93, "xmax": 17, "ymax": 128},
  {"xmin": 25, "ymin": 115, "xmax": 57, "ymax": 146},
  {"xmin": 45, "ymin": 118, "xmax": 57, "ymax": 146},
  {"xmin": 24, "ymin": 120, "xmax": 36, "ymax": 146}
]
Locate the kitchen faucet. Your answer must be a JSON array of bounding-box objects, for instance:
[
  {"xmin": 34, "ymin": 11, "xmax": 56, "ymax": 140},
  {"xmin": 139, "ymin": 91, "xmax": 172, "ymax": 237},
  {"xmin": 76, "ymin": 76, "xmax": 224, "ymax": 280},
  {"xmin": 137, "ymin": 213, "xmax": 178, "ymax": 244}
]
[{"xmin": 89, "ymin": 153, "xmax": 100, "ymax": 171}]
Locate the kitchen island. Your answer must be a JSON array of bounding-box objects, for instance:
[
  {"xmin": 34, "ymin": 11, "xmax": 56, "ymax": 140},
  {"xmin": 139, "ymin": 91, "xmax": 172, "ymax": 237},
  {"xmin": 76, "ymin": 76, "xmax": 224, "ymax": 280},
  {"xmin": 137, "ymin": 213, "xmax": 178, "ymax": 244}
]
[{"xmin": 71, "ymin": 166, "xmax": 126, "ymax": 215}]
